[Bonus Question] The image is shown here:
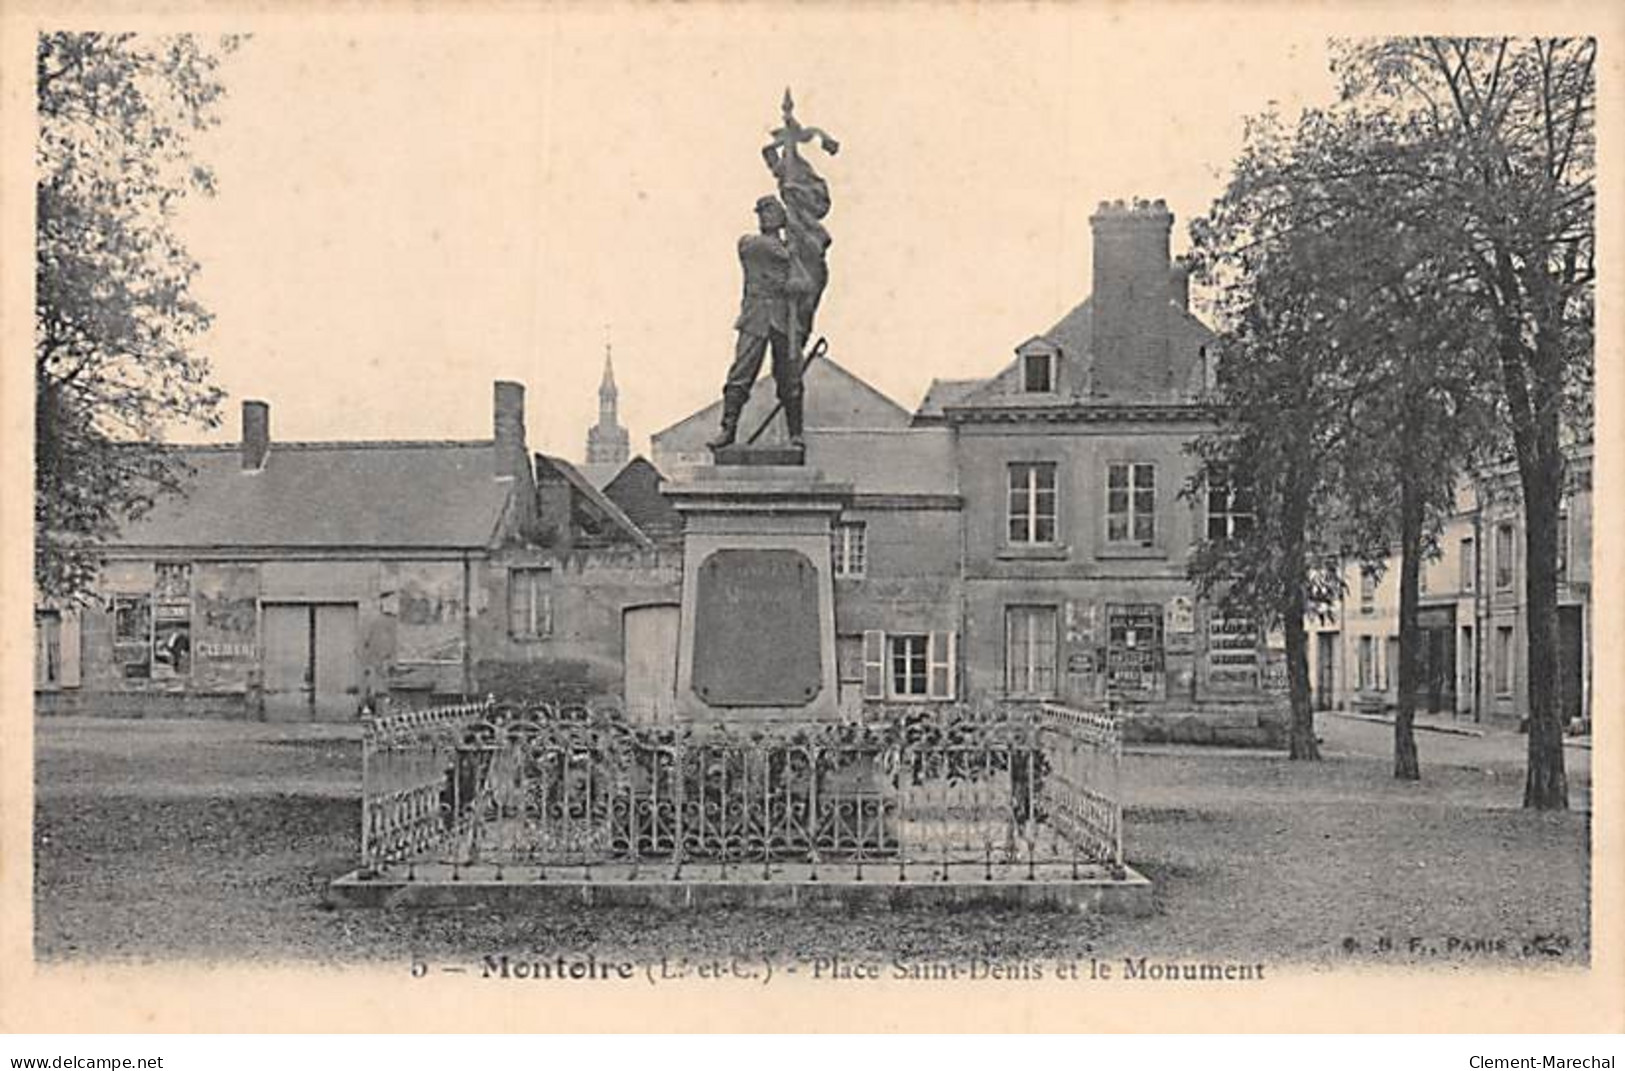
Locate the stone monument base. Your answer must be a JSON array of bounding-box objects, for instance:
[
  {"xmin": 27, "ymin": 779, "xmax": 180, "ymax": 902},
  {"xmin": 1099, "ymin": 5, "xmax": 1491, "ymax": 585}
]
[
  {"xmin": 711, "ymin": 442, "xmax": 805, "ymax": 467},
  {"xmin": 663, "ymin": 464, "xmax": 851, "ymax": 723},
  {"xmin": 327, "ymin": 862, "xmax": 1155, "ymax": 916}
]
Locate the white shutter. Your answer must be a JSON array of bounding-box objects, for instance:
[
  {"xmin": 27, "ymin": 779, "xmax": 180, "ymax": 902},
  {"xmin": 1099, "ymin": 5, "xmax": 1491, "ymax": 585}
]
[
  {"xmin": 862, "ymin": 630, "xmax": 886, "ymax": 700},
  {"xmin": 507, "ymin": 570, "xmax": 527, "ymax": 638},
  {"xmin": 60, "ymin": 610, "xmax": 82, "ymax": 688},
  {"xmin": 928, "ymin": 630, "xmax": 956, "ymax": 700}
]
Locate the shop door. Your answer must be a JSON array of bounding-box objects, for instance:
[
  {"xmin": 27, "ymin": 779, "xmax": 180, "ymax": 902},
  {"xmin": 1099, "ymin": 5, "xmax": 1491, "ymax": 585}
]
[
  {"xmin": 1458, "ymin": 626, "xmax": 1474, "ymax": 716},
  {"xmin": 1422, "ymin": 629, "xmax": 1448, "ymax": 713},
  {"xmin": 624, "ymin": 604, "xmax": 679, "ymax": 724},
  {"xmin": 1415, "ymin": 607, "xmax": 1457, "ymax": 715},
  {"xmin": 1315, "ymin": 632, "xmax": 1337, "ymax": 710},
  {"xmin": 1558, "ymin": 605, "xmax": 1584, "ymax": 724}
]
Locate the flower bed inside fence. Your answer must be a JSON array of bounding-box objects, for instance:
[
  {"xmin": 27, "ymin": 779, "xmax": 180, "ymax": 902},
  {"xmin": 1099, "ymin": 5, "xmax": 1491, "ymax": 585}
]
[{"xmin": 360, "ymin": 700, "xmax": 1123, "ymax": 883}]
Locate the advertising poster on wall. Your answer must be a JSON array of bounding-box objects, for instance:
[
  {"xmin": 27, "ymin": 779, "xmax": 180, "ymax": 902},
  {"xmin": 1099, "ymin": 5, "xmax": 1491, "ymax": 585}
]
[
  {"xmin": 1207, "ymin": 614, "xmax": 1260, "ymax": 691},
  {"xmin": 1106, "ymin": 602, "xmax": 1163, "ymax": 694}
]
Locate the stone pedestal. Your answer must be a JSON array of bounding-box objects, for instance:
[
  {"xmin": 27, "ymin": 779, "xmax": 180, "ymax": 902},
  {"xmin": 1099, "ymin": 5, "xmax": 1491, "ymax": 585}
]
[
  {"xmin": 663, "ymin": 463, "xmax": 851, "ymax": 723},
  {"xmin": 711, "ymin": 442, "xmax": 804, "ymax": 467}
]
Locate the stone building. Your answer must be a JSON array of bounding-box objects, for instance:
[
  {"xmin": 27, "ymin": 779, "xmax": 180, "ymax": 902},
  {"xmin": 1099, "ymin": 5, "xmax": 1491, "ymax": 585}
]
[
  {"xmin": 601, "ymin": 456, "xmax": 683, "ymax": 547},
  {"xmin": 1306, "ymin": 445, "xmax": 1593, "ymax": 729},
  {"xmin": 38, "ymin": 199, "xmax": 1296, "ymax": 744},
  {"xmin": 35, "ymin": 383, "xmax": 544, "ymax": 719},
  {"xmin": 533, "ymin": 453, "xmax": 651, "ymax": 553},
  {"xmin": 801, "ymin": 426, "xmax": 963, "ymax": 714},
  {"xmin": 924, "ymin": 199, "xmax": 1280, "ymax": 742},
  {"xmin": 477, "ymin": 452, "xmax": 677, "ymax": 710},
  {"xmin": 1306, "ymin": 484, "xmax": 1478, "ymax": 718},
  {"xmin": 32, "ymin": 380, "xmax": 677, "ymax": 721},
  {"xmin": 626, "ymin": 197, "xmax": 1283, "ymax": 741}
]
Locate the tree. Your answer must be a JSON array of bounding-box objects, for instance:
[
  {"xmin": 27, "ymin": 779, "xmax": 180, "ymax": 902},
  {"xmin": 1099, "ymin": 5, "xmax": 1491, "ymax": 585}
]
[
  {"xmin": 1337, "ymin": 262, "xmax": 1500, "ymax": 782},
  {"xmin": 1293, "ymin": 128, "xmax": 1506, "ymax": 782},
  {"xmin": 1187, "ymin": 111, "xmax": 1375, "ymax": 761},
  {"xmin": 1335, "ymin": 38, "xmax": 1595, "ymax": 809},
  {"xmin": 35, "ymin": 32, "xmax": 239, "ymax": 599}
]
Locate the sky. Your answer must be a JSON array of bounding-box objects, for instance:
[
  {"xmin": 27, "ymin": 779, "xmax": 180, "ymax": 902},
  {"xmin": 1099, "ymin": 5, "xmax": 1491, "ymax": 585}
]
[{"xmin": 170, "ymin": 6, "xmax": 1345, "ymax": 460}]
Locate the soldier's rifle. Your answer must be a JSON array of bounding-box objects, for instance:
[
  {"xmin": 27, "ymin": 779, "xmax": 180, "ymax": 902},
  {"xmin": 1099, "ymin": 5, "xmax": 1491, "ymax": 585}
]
[{"xmin": 744, "ymin": 336, "xmax": 828, "ymax": 446}]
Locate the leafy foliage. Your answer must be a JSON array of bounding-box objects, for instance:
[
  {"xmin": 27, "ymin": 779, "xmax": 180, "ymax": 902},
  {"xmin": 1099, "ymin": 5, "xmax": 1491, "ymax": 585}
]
[
  {"xmin": 1189, "ymin": 37, "xmax": 1593, "ymax": 788},
  {"xmin": 35, "ymin": 32, "xmax": 240, "ymax": 598},
  {"xmin": 1186, "ymin": 107, "xmax": 1402, "ymax": 760},
  {"xmin": 1333, "ymin": 37, "xmax": 1595, "ymax": 808}
]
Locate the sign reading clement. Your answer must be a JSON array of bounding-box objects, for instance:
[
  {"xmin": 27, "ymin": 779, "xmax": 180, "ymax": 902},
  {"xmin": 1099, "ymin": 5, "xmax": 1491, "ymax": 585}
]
[{"xmin": 691, "ymin": 548, "xmax": 823, "ymax": 706}]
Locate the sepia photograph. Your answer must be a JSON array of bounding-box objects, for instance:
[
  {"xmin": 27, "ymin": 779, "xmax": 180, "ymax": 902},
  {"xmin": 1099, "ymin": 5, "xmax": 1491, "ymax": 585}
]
[{"xmin": 3, "ymin": 0, "xmax": 1621, "ymax": 1039}]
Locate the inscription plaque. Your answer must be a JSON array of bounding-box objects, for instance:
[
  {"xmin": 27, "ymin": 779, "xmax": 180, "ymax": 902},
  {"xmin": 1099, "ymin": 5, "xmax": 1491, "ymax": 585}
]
[{"xmin": 692, "ymin": 549, "xmax": 822, "ymax": 706}]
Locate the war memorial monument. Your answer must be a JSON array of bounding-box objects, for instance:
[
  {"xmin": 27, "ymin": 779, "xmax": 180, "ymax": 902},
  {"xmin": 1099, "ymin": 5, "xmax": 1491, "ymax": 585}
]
[{"xmin": 329, "ymin": 93, "xmax": 1144, "ymax": 913}]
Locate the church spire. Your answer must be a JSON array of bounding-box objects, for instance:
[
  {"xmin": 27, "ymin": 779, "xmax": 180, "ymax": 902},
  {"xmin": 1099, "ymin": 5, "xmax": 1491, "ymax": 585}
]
[
  {"xmin": 598, "ymin": 343, "xmax": 617, "ymax": 414},
  {"xmin": 585, "ymin": 330, "xmax": 630, "ymax": 467}
]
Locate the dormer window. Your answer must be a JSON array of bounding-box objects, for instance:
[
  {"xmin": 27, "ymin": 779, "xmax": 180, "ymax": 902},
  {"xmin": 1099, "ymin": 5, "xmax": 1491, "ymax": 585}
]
[{"xmin": 1023, "ymin": 351, "xmax": 1055, "ymax": 393}]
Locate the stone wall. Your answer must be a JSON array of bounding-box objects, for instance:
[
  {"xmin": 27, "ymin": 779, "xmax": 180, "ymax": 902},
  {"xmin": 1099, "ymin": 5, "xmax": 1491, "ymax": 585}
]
[
  {"xmin": 473, "ymin": 547, "xmax": 682, "ymax": 702},
  {"xmin": 44, "ymin": 554, "xmax": 479, "ymax": 719}
]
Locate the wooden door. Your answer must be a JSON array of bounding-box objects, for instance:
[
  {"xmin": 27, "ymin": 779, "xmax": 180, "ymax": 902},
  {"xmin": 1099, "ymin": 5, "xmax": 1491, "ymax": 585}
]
[
  {"xmin": 1458, "ymin": 626, "xmax": 1474, "ymax": 716},
  {"xmin": 313, "ymin": 603, "xmax": 360, "ymax": 719},
  {"xmin": 623, "ymin": 604, "xmax": 679, "ymax": 724},
  {"xmin": 262, "ymin": 603, "xmax": 312, "ymax": 720}
]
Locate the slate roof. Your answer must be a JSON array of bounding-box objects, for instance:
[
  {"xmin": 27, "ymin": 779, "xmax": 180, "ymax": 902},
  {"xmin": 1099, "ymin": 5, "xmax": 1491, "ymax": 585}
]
[
  {"xmin": 108, "ymin": 441, "xmax": 516, "ymax": 550},
  {"xmin": 911, "ymin": 378, "xmax": 986, "ymax": 423},
  {"xmin": 576, "ymin": 461, "xmax": 629, "ymax": 490},
  {"xmin": 944, "ymin": 296, "xmax": 1217, "ymax": 412},
  {"xmin": 535, "ymin": 454, "xmax": 655, "ymax": 550},
  {"xmin": 602, "ymin": 456, "xmax": 682, "ymax": 541},
  {"xmin": 1044, "ymin": 297, "xmax": 1093, "ymax": 369}
]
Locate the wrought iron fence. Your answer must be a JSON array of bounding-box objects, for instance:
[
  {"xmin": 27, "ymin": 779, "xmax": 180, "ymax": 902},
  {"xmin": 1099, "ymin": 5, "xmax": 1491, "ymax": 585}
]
[{"xmin": 359, "ymin": 699, "xmax": 1123, "ymax": 882}]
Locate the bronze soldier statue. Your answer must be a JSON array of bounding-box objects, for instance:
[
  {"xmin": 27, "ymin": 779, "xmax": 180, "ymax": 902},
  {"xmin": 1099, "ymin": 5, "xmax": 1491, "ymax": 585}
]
[
  {"xmin": 708, "ymin": 194, "xmax": 804, "ymax": 449},
  {"xmin": 707, "ymin": 90, "xmax": 835, "ymax": 452}
]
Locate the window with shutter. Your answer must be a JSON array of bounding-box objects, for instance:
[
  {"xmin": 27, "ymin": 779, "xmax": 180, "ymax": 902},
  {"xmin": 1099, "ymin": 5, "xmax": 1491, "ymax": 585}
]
[
  {"xmin": 35, "ymin": 611, "xmax": 60, "ymax": 688},
  {"xmin": 889, "ymin": 635, "xmax": 929, "ymax": 697},
  {"xmin": 927, "ymin": 630, "xmax": 956, "ymax": 700},
  {"xmin": 862, "ymin": 630, "xmax": 886, "ymax": 699},
  {"xmin": 509, "ymin": 568, "xmax": 553, "ymax": 639},
  {"xmin": 60, "ymin": 610, "xmax": 81, "ymax": 688}
]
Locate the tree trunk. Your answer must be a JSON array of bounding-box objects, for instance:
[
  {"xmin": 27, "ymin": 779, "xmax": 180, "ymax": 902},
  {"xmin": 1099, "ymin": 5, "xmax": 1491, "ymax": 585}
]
[
  {"xmin": 1520, "ymin": 431, "xmax": 1568, "ymax": 809},
  {"xmin": 1281, "ymin": 470, "xmax": 1322, "ymax": 761},
  {"xmin": 1283, "ymin": 591, "xmax": 1320, "ymax": 760},
  {"xmin": 1394, "ymin": 468, "xmax": 1422, "ymax": 781}
]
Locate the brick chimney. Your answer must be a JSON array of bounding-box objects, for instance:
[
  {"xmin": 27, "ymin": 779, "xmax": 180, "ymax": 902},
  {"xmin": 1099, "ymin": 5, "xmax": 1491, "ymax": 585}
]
[
  {"xmin": 493, "ymin": 380, "xmax": 538, "ymax": 537},
  {"xmin": 1089, "ymin": 198, "xmax": 1175, "ymax": 397},
  {"xmin": 241, "ymin": 400, "xmax": 270, "ymax": 471},
  {"xmin": 493, "ymin": 381, "xmax": 527, "ymax": 478}
]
